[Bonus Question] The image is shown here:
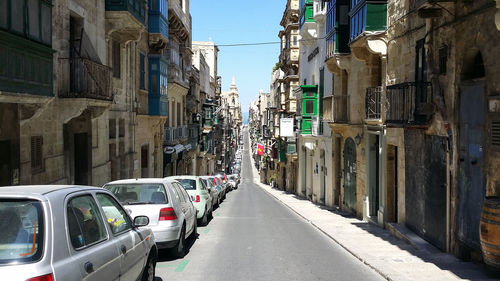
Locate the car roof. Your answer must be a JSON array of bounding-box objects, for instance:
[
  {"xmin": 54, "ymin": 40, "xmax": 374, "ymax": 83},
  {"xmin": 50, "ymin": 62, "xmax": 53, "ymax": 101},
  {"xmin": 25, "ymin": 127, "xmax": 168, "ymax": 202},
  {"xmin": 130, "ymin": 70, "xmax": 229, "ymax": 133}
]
[
  {"xmin": 0, "ymin": 185, "xmax": 102, "ymax": 197},
  {"xmin": 166, "ymin": 175, "xmax": 200, "ymax": 180},
  {"xmin": 105, "ymin": 178, "xmax": 175, "ymax": 185}
]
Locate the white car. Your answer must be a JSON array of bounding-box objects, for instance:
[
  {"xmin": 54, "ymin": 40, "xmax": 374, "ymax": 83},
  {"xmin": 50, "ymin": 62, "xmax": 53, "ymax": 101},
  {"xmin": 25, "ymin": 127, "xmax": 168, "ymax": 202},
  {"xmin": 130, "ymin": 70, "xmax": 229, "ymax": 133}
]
[
  {"xmin": 104, "ymin": 178, "xmax": 197, "ymax": 258},
  {"xmin": 168, "ymin": 176, "xmax": 213, "ymax": 226}
]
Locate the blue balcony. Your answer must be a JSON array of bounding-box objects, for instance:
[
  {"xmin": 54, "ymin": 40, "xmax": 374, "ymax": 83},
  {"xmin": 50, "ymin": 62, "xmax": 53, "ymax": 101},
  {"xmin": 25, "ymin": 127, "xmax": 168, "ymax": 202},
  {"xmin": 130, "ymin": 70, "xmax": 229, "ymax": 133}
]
[
  {"xmin": 348, "ymin": 0, "xmax": 387, "ymax": 42},
  {"xmin": 105, "ymin": 0, "xmax": 146, "ymax": 25},
  {"xmin": 148, "ymin": 55, "xmax": 168, "ymax": 116},
  {"xmin": 148, "ymin": 0, "xmax": 168, "ymax": 41}
]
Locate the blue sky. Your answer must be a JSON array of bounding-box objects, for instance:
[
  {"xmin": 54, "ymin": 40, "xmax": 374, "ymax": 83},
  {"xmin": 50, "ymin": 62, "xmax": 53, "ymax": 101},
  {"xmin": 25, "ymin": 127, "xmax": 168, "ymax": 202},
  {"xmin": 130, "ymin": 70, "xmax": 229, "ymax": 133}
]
[{"xmin": 191, "ymin": 0, "xmax": 287, "ymax": 116}]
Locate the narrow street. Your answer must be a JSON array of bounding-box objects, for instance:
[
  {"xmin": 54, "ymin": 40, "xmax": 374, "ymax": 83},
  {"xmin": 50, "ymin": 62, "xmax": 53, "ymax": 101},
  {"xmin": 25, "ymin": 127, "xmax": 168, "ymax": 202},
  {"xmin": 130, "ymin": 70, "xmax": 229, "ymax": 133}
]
[{"xmin": 154, "ymin": 129, "xmax": 385, "ymax": 281}]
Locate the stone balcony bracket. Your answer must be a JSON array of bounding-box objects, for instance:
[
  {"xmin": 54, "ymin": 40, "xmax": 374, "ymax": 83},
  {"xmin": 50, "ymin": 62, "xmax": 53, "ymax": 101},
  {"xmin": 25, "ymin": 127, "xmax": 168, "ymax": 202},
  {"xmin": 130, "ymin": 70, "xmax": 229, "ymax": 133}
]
[
  {"xmin": 59, "ymin": 98, "xmax": 112, "ymax": 124},
  {"xmin": 299, "ymin": 22, "xmax": 318, "ymax": 46},
  {"xmin": 326, "ymin": 54, "xmax": 351, "ymax": 75},
  {"xmin": 0, "ymin": 92, "xmax": 53, "ymax": 124},
  {"xmin": 149, "ymin": 33, "xmax": 168, "ymax": 52},
  {"xmin": 350, "ymin": 32, "xmax": 388, "ymax": 64},
  {"xmin": 106, "ymin": 12, "xmax": 147, "ymax": 44}
]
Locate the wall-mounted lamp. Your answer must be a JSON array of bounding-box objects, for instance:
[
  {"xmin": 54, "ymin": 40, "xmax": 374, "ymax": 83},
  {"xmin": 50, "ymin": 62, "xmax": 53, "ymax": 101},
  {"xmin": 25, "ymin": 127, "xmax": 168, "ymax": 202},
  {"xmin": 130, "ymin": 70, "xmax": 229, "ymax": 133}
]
[{"xmin": 354, "ymin": 133, "xmax": 363, "ymax": 145}]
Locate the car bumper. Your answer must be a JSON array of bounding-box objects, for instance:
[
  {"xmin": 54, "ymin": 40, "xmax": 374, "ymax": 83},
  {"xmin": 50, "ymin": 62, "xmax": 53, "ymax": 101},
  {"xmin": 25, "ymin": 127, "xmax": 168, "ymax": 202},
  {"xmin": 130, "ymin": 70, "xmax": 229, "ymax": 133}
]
[{"xmin": 150, "ymin": 225, "xmax": 181, "ymax": 248}]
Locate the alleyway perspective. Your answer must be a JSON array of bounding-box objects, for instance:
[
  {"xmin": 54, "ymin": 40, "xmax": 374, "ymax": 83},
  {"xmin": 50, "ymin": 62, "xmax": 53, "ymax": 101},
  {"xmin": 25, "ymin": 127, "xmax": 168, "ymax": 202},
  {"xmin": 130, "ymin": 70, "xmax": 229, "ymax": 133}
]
[{"xmin": 246, "ymin": 128, "xmax": 498, "ymax": 281}]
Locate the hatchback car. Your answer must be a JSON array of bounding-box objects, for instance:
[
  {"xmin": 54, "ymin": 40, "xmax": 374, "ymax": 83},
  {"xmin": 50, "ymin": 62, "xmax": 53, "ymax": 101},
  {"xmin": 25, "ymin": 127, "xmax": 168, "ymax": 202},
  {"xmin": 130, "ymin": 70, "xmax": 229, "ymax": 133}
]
[
  {"xmin": 0, "ymin": 185, "xmax": 157, "ymax": 281},
  {"xmin": 104, "ymin": 178, "xmax": 197, "ymax": 258},
  {"xmin": 200, "ymin": 176, "xmax": 221, "ymax": 209},
  {"xmin": 168, "ymin": 176, "xmax": 213, "ymax": 226}
]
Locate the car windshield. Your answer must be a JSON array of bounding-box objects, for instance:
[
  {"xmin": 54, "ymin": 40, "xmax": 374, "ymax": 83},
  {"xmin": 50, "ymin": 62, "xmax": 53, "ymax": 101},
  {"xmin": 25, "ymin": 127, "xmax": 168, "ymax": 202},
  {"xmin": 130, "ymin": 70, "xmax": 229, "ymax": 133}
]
[
  {"xmin": 0, "ymin": 199, "xmax": 44, "ymax": 264},
  {"xmin": 104, "ymin": 184, "xmax": 168, "ymax": 204},
  {"xmin": 175, "ymin": 179, "xmax": 196, "ymax": 190}
]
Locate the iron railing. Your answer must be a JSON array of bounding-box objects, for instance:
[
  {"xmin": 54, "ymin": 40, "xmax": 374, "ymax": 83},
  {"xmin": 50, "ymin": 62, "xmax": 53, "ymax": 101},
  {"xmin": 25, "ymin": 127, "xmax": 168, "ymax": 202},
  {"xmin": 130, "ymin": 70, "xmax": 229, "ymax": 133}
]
[
  {"xmin": 386, "ymin": 82, "xmax": 432, "ymax": 124},
  {"xmin": 365, "ymin": 86, "xmax": 382, "ymax": 120},
  {"xmin": 62, "ymin": 58, "xmax": 112, "ymax": 101}
]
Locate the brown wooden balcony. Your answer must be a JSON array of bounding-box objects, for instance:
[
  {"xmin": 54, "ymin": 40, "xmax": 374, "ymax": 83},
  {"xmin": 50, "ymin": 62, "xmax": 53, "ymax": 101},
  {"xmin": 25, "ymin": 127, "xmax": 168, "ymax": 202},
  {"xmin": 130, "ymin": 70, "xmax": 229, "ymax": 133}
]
[
  {"xmin": 61, "ymin": 58, "xmax": 112, "ymax": 101},
  {"xmin": 365, "ymin": 86, "xmax": 382, "ymax": 120},
  {"xmin": 386, "ymin": 82, "xmax": 433, "ymax": 125},
  {"xmin": 323, "ymin": 95, "xmax": 349, "ymax": 123}
]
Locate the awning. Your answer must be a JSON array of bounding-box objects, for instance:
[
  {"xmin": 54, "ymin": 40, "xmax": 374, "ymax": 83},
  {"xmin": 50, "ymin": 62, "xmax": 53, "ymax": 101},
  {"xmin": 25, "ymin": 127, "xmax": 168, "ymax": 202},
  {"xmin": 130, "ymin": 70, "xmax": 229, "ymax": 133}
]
[
  {"xmin": 174, "ymin": 144, "xmax": 185, "ymax": 154},
  {"xmin": 202, "ymin": 128, "xmax": 212, "ymax": 134},
  {"xmin": 185, "ymin": 144, "xmax": 193, "ymax": 151}
]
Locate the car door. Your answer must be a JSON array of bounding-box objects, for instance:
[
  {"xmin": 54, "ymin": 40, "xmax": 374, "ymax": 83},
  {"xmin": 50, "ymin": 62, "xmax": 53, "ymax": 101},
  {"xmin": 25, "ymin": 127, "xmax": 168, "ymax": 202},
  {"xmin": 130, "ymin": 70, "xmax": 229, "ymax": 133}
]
[
  {"xmin": 179, "ymin": 185, "xmax": 196, "ymax": 226},
  {"xmin": 95, "ymin": 193, "xmax": 149, "ymax": 281},
  {"xmin": 66, "ymin": 194, "xmax": 121, "ymax": 281},
  {"xmin": 199, "ymin": 179, "xmax": 211, "ymax": 207},
  {"xmin": 172, "ymin": 183, "xmax": 192, "ymax": 232}
]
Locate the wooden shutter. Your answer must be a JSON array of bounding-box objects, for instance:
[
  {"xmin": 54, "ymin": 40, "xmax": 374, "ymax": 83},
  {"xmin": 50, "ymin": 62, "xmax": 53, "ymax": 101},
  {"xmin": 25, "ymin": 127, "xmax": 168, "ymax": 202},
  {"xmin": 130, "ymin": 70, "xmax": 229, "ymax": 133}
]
[{"xmin": 31, "ymin": 136, "xmax": 43, "ymax": 172}]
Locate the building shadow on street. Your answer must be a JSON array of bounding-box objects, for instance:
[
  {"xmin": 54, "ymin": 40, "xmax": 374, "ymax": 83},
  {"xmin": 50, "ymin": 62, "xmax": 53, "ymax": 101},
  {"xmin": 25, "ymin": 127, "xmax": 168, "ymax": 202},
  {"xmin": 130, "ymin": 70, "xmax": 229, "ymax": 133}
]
[{"xmin": 349, "ymin": 221, "xmax": 498, "ymax": 280}]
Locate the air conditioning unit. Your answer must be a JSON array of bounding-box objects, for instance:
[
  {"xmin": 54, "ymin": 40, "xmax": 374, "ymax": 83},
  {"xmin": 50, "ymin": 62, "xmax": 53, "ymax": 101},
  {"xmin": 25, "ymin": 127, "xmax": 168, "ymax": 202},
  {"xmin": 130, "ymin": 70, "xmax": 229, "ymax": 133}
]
[{"xmin": 313, "ymin": 0, "xmax": 326, "ymax": 22}]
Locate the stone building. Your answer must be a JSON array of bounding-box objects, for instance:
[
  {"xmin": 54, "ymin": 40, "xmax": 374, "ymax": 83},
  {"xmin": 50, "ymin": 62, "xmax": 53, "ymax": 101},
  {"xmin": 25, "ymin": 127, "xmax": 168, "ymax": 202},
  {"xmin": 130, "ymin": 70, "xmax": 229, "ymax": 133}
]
[
  {"xmin": 163, "ymin": 0, "xmax": 192, "ymax": 176},
  {"xmin": 296, "ymin": 0, "xmax": 335, "ymax": 206},
  {"xmin": 278, "ymin": 0, "xmax": 301, "ymax": 193}
]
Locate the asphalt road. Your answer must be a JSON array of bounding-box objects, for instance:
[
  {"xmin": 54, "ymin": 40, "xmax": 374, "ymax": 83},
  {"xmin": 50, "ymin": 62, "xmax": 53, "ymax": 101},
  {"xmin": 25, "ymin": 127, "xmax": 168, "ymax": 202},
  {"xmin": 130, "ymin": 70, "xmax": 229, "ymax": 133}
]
[{"xmin": 154, "ymin": 128, "xmax": 385, "ymax": 281}]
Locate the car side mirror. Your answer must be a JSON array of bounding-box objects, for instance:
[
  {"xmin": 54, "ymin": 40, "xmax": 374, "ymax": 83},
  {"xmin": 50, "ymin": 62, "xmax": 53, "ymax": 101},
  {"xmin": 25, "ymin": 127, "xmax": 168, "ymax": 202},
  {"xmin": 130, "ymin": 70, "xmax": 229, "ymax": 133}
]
[{"xmin": 133, "ymin": 215, "xmax": 149, "ymax": 227}]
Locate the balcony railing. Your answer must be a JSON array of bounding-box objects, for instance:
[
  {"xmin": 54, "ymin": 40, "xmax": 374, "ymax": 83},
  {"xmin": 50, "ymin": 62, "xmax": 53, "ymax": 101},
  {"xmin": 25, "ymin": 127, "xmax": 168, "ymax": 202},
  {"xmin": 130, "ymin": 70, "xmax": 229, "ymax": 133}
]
[
  {"xmin": 365, "ymin": 86, "xmax": 382, "ymax": 120},
  {"xmin": 386, "ymin": 82, "xmax": 433, "ymax": 124},
  {"xmin": 323, "ymin": 95, "xmax": 349, "ymax": 123},
  {"xmin": 62, "ymin": 58, "xmax": 112, "ymax": 101}
]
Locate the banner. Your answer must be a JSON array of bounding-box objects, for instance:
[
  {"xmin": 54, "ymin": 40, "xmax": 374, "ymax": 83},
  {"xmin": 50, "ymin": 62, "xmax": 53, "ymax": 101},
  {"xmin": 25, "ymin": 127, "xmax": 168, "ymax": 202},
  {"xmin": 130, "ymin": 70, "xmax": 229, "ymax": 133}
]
[
  {"xmin": 280, "ymin": 118, "xmax": 294, "ymax": 137},
  {"xmin": 257, "ymin": 143, "xmax": 264, "ymax": 156}
]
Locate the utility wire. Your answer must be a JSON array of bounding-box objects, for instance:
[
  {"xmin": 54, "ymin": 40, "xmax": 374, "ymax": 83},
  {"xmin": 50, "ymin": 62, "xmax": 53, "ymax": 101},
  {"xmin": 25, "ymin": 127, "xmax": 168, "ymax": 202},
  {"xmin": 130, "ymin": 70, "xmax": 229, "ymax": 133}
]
[{"xmin": 191, "ymin": 36, "xmax": 327, "ymax": 47}]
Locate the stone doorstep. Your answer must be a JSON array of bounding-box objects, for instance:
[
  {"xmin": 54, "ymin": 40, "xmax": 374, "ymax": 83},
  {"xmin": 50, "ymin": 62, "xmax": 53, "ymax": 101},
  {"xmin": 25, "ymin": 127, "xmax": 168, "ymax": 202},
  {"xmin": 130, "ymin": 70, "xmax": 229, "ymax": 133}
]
[{"xmin": 386, "ymin": 222, "xmax": 443, "ymax": 255}]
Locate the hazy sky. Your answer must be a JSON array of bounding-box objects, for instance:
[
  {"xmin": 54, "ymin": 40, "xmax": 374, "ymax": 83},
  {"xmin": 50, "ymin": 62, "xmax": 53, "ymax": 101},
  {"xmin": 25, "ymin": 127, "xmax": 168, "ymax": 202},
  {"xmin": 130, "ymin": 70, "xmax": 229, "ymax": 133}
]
[{"xmin": 191, "ymin": 0, "xmax": 287, "ymax": 114}]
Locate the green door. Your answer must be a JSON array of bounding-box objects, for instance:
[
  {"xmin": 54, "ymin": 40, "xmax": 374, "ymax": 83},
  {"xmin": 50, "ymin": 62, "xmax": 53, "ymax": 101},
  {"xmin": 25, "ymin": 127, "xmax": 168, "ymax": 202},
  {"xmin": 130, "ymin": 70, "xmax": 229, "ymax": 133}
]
[{"xmin": 343, "ymin": 138, "xmax": 357, "ymax": 211}]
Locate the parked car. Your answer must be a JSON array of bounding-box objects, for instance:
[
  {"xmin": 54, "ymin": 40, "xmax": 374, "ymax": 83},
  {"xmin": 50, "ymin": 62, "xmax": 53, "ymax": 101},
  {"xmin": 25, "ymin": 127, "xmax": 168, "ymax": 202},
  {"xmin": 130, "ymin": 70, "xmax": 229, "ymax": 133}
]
[
  {"xmin": 213, "ymin": 176, "xmax": 227, "ymax": 198},
  {"xmin": 0, "ymin": 185, "xmax": 157, "ymax": 281},
  {"xmin": 104, "ymin": 178, "xmax": 197, "ymax": 258},
  {"xmin": 227, "ymin": 174, "xmax": 240, "ymax": 190},
  {"xmin": 200, "ymin": 176, "xmax": 221, "ymax": 209},
  {"xmin": 169, "ymin": 176, "xmax": 213, "ymax": 226}
]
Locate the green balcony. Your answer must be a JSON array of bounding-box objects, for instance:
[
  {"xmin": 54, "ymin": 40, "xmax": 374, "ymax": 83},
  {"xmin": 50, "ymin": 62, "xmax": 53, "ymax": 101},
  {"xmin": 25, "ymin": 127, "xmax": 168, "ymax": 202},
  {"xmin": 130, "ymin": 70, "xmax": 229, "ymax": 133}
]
[{"xmin": 0, "ymin": 31, "xmax": 54, "ymax": 96}]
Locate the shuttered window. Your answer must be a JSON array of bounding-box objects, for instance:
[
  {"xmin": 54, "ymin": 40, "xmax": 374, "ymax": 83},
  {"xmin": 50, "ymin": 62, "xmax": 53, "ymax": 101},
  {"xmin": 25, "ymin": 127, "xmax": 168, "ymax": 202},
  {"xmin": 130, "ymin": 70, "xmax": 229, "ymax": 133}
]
[
  {"xmin": 31, "ymin": 136, "xmax": 43, "ymax": 172},
  {"xmin": 139, "ymin": 53, "xmax": 145, "ymax": 90},
  {"xmin": 112, "ymin": 41, "xmax": 121, "ymax": 78},
  {"xmin": 492, "ymin": 119, "xmax": 500, "ymax": 149}
]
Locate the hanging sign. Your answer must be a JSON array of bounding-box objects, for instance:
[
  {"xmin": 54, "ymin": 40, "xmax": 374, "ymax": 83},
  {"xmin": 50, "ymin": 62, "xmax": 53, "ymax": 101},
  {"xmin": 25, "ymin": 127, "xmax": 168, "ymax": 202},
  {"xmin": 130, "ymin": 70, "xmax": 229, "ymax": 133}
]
[{"xmin": 280, "ymin": 118, "xmax": 294, "ymax": 137}]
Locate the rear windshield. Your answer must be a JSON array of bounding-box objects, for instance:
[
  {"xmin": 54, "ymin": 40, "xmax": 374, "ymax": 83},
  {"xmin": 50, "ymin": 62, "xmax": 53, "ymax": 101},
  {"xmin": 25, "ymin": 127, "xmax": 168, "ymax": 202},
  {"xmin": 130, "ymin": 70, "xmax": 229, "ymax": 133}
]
[
  {"xmin": 0, "ymin": 199, "xmax": 44, "ymax": 264},
  {"xmin": 175, "ymin": 179, "xmax": 196, "ymax": 190},
  {"xmin": 104, "ymin": 184, "xmax": 168, "ymax": 204}
]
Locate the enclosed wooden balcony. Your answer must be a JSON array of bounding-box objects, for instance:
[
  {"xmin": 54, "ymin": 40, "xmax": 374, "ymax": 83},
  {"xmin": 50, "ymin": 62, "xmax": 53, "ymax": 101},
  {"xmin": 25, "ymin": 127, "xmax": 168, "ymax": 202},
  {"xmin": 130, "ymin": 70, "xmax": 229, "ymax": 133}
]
[{"xmin": 322, "ymin": 95, "xmax": 349, "ymax": 123}]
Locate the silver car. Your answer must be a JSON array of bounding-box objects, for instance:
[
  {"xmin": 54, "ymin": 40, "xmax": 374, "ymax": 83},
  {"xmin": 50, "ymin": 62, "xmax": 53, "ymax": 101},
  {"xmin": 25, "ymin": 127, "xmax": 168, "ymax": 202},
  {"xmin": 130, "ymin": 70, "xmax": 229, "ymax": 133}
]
[
  {"xmin": 0, "ymin": 185, "xmax": 157, "ymax": 281},
  {"xmin": 169, "ymin": 176, "xmax": 214, "ymax": 226},
  {"xmin": 104, "ymin": 178, "xmax": 197, "ymax": 258}
]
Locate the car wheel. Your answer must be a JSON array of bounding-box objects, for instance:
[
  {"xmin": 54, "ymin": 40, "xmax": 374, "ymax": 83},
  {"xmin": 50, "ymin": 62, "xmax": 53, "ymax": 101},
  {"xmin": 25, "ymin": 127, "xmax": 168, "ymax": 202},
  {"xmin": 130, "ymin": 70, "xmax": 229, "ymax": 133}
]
[
  {"xmin": 190, "ymin": 219, "xmax": 197, "ymax": 239},
  {"xmin": 200, "ymin": 208, "xmax": 208, "ymax": 226},
  {"xmin": 141, "ymin": 252, "xmax": 156, "ymax": 281},
  {"xmin": 172, "ymin": 225, "xmax": 186, "ymax": 258}
]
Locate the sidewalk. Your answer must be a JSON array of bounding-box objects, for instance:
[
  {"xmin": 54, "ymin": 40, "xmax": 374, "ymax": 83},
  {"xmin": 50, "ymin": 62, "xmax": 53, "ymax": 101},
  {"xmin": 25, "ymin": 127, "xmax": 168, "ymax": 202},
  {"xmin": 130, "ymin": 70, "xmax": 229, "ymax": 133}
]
[{"xmin": 248, "ymin": 156, "xmax": 495, "ymax": 281}]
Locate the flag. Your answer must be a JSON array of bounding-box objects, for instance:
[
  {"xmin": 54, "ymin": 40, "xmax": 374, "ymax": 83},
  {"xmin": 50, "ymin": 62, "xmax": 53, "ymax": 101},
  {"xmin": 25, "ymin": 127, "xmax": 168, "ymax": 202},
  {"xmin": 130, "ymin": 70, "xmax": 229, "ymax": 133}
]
[{"xmin": 257, "ymin": 143, "xmax": 264, "ymax": 156}]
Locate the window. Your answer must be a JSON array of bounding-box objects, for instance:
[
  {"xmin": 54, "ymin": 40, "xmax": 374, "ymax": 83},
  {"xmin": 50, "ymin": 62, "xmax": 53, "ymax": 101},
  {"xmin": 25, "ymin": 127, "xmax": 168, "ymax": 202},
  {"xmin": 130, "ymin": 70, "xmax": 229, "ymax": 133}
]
[
  {"xmin": 171, "ymin": 183, "xmax": 182, "ymax": 202},
  {"xmin": 112, "ymin": 41, "xmax": 121, "ymax": 78},
  {"xmin": 140, "ymin": 53, "xmax": 145, "ymax": 90},
  {"xmin": 67, "ymin": 195, "xmax": 107, "ymax": 249},
  {"xmin": 96, "ymin": 193, "xmax": 132, "ymax": 235},
  {"xmin": 305, "ymin": 100, "xmax": 315, "ymax": 114},
  {"xmin": 175, "ymin": 179, "xmax": 196, "ymax": 190},
  {"xmin": 104, "ymin": 184, "xmax": 168, "ymax": 204},
  {"xmin": 119, "ymin": 119, "xmax": 125, "ymax": 138},
  {"xmin": 0, "ymin": 200, "xmax": 44, "ymax": 264},
  {"xmin": 31, "ymin": 136, "xmax": 43, "ymax": 172},
  {"xmin": 5, "ymin": 0, "xmax": 52, "ymax": 45},
  {"xmin": 109, "ymin": 119, "xmax": 116, "ymax": 139}
]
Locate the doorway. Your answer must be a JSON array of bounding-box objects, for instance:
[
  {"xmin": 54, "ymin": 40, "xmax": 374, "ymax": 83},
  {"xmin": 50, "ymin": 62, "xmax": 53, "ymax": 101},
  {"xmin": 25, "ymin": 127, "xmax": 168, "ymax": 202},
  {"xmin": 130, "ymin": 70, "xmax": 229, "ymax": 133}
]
[
  {"xmin": 367, "ymin": 134, "xmax": 380, "ymax": 217},
  {"xmin": 74, "ymin": 133, "xmax": 89, "ymax": 185},
  {"xmin": 386, "ymin": 145, "xmax": 398, "ymax": 222},
  {"xmin": 319, "ymin": 149, "xmax": 326, "ymax": 205},
  {"xmin": 141, "ymin": 145, "xmax": 149, "ymax": 177},
  {"xmin": 343, "ymin": 138, "xmax": 357, "ymax": 212},
  {"xmin": 0, "ymin": 140, "xmax": 12, "ymax": 186}
]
